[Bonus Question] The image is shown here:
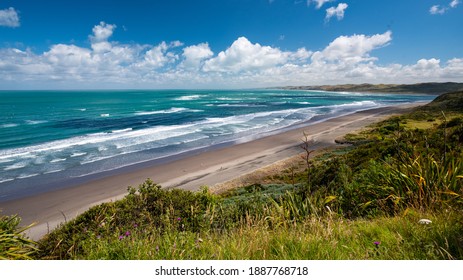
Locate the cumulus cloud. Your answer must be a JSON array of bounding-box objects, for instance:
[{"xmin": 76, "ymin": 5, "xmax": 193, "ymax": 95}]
[
  {"xmin": 44, "ymin": 44, "xmax": 92, "ymax": 67},
  {"xmin": 0, "ymin": 48, "xmax": 49, "ymax": 78},
  {"xmin": 181, "ymin": 43, "xmax": 214, "ymax": 69},
  {"xmin": 415, "ymin": 58, "xmax": 441, "ymax": 70},
  {"xmin": 91, "ymin": 22, "xmax": 116, "ymax": 42},
  {"xmin": 0, "ymin": 23, "xmax": 462, "ymax": 89},
  {"xmin": 0, "ymin": 7, "xmax": 20, "ymax": 27},
  {"xmin": 143, "ymin": 42, "xmax": 171, "ymax": 68},
  {"xmin": 325, "ymin": 3, "xmax": 348, "ymax": 22},
  {"xmin": 203, "ymin": 37, "xmax": 290, "ymax": 72},
  {"xmin": 89, "ymin": 22, "xmax": 117, "ymax": 53},
  {"xmin": 312, "ymin": 31, "xmax": 392, "ymax": 64}
]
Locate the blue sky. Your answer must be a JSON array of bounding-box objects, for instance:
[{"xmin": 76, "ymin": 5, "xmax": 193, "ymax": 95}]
[{"xmin": 0, "ymin": 0, "xmax": 462, "ymax": 89}]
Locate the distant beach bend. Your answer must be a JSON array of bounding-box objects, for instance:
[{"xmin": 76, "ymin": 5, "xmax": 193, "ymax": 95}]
[{"xmin": 0, "ymin": 102, "xmax": 426, "ymax": 240}]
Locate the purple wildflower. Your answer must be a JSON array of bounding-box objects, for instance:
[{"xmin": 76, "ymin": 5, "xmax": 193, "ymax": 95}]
[
  {"xmin": 133, "ymin": 223, "xmax": 138, "ymax": 228},
  {"xmin": 119, "ymin": 235, "xmax": 124, "ymax": 240},
  {"xmin": 177, "ymin": 217, "xmax": 181, "ymax": 221},
  {"xmin": 374, "ymin": 241, "xmax": 381, "ymax": 247},
  {"xmin": 125, "ymin": 231, "xmax": 131, "ymax": 237}
]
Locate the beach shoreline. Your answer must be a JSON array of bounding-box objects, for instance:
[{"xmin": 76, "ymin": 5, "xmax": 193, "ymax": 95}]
[{"xmin": 0, "ymin": 102, "xmax": 426, "ymax": 240}]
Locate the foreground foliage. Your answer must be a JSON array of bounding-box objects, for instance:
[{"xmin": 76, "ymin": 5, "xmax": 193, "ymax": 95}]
[
  {"xmin": 0, "ymin": 214, "xmax": 37, "ymax": 260},
  {"xmin": 40, "ymin": 209, "xmax": 463, "ymax": 260}
]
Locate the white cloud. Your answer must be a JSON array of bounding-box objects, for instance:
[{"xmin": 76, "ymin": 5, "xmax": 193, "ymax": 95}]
[
  {"xmin": 90, "ymin": 22, "xmax": 117, "ymax": 53},
  {"xmin": 181, "ymin": 43, "xmax": 214, "ymax": 69},
  {"xmin": 430, "ymin": 1, "xmax": 460, "ymax": 14},
  {"xmin": 450, "ymin": 0, "xmax": 460, "ymax": 8},
  {"xmin": 290, "ymin": 48, "xmax": 312, "ymax": 62},
  {"xmin": 203, "ymin": 37, "xmax": 290, "ymax": 72},
  {"xmin": 443, "ymin": 58, "xmax": 463, "ymax": 79},
  {"xmin": 0, "ymin": 23, "xmax": 462, "ymax": 89},
  {"xmin": 312, "ymin": 31, "xmax": 392, "ymax": 64},
  {"xmin": 0, "ymin": 48, "xmax": 48, "ymax": 75},
  {"xmin": 44, "ymin": 44, "xmax": 92, "ymax": 66},
  {"xmin": 430, "ymin": 5, "xmax": 447, "ymax": 14},
  {"xmin": 170, "ymin": 41, "xmax": 184, "ymax": 48},
  {"xmin": 130, "ymin": 41, "xmax": 181, "ymax": 74},
  {"xmin": 325, "ymin": 3, "xmax": 348, "ymax": 22},
  {"xmin": 415, "ymin": 58, "xmax": 441, "ymax": 70},
  {"xmin": 447, "ymin": 58, "xmax": 463, "ymax": 70},
  {"xmin": 0, "ymin": 7, "xmax": 20, "ymax": 27},
  {"xmin": 143, "ymin": 42, "xmax": 170, "ymax": 68},
  {"xmin": 91, "ymin": 22, "xmax": 116, "ymax": 42},
  {"xmin": 308, "ymin": 0, "xmax": 333, "ymax": 9}
]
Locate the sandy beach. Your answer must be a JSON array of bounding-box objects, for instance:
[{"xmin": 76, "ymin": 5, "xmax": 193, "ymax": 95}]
[{"xmin": 0, "ymin": 103, "xmax": 424, "ymax": 240}]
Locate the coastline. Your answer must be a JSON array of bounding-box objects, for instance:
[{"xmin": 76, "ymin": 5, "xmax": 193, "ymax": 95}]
[{"xmin": 0, "ymin": 102, "xmax": 425, "ymax": 240}]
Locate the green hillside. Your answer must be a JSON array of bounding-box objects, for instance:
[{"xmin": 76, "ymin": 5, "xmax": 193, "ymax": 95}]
[
  {"xmin": 281, "ymin": 82, "xmax": 463, "ymax": 95},
  {"xmin": 420, "ymin": 90, "xmax": 463, "ymax": 111}
]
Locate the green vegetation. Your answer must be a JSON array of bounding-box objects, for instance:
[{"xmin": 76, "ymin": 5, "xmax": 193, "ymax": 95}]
[
  {"xmin": 1, "ymin": 91, "xmax": 462, "ymax": 260},
  {"xmin": 420, "ymin": 90, "xmax": 463, "ymax": 111},
  {"xmin": 0, "ymin": 214, "xmax": 37, "ymax": 259}
]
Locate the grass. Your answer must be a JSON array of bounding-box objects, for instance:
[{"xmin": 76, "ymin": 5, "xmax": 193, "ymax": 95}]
[{"xmin": 35, "ymin": 209, "xmax": 462, "ymax": 260}]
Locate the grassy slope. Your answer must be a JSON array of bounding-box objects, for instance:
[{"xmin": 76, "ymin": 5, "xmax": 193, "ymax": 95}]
[
  {"xmin": 420, "ymin": 90, "xmax": 463, "ymax": 111},
  {"xmin": 2, "ymin": 91, "xmax": 463, "ymax": 260}
]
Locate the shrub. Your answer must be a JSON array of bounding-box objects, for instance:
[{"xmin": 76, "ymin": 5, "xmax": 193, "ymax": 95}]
[{"xmin": 36, "ymin": 180, "xmax": 218, "ymax": 259}]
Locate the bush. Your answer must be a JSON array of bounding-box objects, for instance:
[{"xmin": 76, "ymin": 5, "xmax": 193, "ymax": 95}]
[{"xmin": 36, "ymin": 179, "xmax": 218, "ymax": 259}]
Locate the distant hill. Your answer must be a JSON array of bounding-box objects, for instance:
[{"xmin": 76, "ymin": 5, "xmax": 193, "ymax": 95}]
[
  {"xmin": 280, "ymin": 82, "xmax": 463, "ymax": 95},
  {"xmin": 420, "ymin": 90, "xmax": 463, "ymax": 111}
]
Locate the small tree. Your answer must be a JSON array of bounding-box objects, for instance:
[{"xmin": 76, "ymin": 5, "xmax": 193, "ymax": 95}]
[
  {"xmin": 300, "ymin": 131, "xmax": 315, "ymax": 191},
  {"xmin": 441, "ymin": 111, "xmax": 448, "ymax": 163}
]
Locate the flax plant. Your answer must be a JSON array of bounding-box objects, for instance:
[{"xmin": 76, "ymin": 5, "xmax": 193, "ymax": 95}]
[
  {"xmin": 379, "ymin": 150, "xmax": 462, "ymax": 210},
  {"xmin": 0, "ymin": 214, "xmax": 37, "ymax": 260}
]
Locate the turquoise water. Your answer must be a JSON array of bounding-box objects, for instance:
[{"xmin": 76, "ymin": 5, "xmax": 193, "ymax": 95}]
[{"xmin": 0, "ymin": 89, "xmax": 435, "ymax": 200}]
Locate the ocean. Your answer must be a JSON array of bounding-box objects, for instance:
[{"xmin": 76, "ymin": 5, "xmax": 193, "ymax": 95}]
[{"xmin": 0, "ymin": 89, "xmax": 435, "ymax": 201}]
